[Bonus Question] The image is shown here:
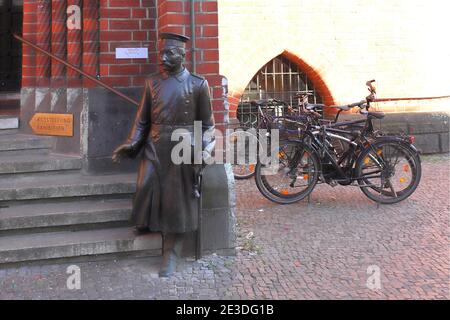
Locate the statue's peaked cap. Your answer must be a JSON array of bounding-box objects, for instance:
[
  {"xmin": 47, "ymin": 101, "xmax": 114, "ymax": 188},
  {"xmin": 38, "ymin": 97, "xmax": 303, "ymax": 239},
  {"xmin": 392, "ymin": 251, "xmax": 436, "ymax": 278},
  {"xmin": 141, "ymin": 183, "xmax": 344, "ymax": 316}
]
[{"xmin": 159, "ymin": 32, "xmax": 190, "ymax": 43}]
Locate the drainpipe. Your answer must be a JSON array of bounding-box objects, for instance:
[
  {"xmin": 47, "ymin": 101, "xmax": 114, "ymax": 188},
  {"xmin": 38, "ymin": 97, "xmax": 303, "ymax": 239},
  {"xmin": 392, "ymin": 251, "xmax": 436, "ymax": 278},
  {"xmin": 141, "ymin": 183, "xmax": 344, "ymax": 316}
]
[
  {"xmin": 155, "ymin": 0, "xmax": 158, "ymax": 46},
  {"xmin": 190, "ymin": 0, "xmax": 196, "ymax": 73}
]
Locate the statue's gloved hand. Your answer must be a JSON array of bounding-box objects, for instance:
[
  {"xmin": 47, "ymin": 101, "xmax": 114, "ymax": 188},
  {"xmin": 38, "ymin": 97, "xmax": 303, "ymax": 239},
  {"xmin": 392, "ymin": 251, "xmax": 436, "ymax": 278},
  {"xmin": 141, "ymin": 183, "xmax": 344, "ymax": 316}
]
[{"xmin": 112, "ymin": 142, "xmax": 140, "ymax": 163}]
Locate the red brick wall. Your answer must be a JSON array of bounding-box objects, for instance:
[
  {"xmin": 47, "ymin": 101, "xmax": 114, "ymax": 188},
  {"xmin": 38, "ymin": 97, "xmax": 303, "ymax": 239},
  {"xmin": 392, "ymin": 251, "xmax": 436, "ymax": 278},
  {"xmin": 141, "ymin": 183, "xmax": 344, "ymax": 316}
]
[
  {"xmin": 22, "ymin": 0, "xmax": 226, "ymax": 127},
  {"xmin": 67, "ymin": 0, "xmax": 82, "ymax": 87},
  {"xmin": 157, "ymin": 0, "xmax": 225, "ymax": 129},
  {"xmin": 22, "ymin": 0, "xmax": 37, "ymax": 87},
  {"xmin": 99, "ymin": 0, "xmax": 157, "ymax": 88}
]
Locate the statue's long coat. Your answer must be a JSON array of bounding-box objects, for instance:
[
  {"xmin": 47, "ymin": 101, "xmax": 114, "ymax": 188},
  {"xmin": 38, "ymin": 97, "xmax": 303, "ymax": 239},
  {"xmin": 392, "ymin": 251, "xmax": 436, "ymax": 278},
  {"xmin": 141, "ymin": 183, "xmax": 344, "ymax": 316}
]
[{"xmin": 127, "ymin": 68, "xmax": 215, "ymax": 233}]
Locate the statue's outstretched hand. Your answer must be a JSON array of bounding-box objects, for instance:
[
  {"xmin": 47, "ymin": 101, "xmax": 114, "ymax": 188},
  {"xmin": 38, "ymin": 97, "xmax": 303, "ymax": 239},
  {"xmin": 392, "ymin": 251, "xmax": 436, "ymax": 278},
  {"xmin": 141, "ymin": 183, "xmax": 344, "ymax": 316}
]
[{"xmin": 112, "ymin": 143, "xmax": 137, "ymax": 163}]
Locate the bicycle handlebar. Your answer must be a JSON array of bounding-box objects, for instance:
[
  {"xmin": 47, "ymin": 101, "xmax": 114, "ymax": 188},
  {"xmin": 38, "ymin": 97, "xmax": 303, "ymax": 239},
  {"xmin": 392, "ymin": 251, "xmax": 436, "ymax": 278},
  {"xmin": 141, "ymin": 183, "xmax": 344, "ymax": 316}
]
[
  {"xmin": 328, "ymin": 100, "xmax": 366, "ymax": 111},
  {"xmin": 293, "ymin": 91, "xmax": 314, "ymax": 98},
  {"xmin": 348, "ymin": 100, "xmax": 367, "ymax": 108},
  {"xmin": 251, "ymin": 98, "xmax": 288, "ymax": 106},
  {"xmin": 366, "ymin": 79, "xmax": 376, "ymax": 94},
  {"xmin": 328, "ymin": 80, "xmax": 376, "ymax": 111}
]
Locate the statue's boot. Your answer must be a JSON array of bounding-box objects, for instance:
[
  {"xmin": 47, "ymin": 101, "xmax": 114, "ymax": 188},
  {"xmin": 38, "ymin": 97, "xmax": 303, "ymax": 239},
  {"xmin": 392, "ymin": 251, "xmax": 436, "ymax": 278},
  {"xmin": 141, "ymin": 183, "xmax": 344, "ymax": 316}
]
[
  {"xmin": 133, "ymin": 226, "xmax": 149, "ymax": 235},
  {"xmin": 159, "ymin": 233, "xmax": 184, "ymax": 277},
  {"xmin": 158, "ymin": 250, "xmax": 177, "ymax": 277}
]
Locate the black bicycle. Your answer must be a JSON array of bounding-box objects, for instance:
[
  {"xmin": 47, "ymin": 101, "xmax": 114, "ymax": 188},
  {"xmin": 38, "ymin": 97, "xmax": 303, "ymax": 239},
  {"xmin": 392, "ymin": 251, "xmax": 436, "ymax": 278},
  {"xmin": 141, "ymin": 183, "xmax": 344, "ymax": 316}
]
[
  {"xmin": 255, "ymin": 80, "xmax": 422, "ymax": 205},
  {"xmin": 231, "ymin": 99, "xmax": 292, "ymax": 179}
]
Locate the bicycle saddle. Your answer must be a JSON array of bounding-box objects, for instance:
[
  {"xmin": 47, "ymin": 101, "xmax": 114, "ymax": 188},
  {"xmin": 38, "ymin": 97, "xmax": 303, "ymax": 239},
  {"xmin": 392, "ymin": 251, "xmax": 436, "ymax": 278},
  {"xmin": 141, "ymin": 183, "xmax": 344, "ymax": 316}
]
[
  {"xmin": 329, "ymin": 104, "xmax": 350, "ymax": 111},
  {"xmin": 367, "ymin": 112, "xmax": 385, "ymax": 119},
  {"xmin": 305, "ymin": 103, "xmax": 325, "ymax": 110}
]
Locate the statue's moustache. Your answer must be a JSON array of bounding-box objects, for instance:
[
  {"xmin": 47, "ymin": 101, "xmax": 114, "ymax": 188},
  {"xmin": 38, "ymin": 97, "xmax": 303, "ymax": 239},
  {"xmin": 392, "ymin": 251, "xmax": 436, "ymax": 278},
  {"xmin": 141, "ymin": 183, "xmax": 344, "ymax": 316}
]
[{"xmin": 160, "ymin": 61, "xmax": 174, "ymax": 68}]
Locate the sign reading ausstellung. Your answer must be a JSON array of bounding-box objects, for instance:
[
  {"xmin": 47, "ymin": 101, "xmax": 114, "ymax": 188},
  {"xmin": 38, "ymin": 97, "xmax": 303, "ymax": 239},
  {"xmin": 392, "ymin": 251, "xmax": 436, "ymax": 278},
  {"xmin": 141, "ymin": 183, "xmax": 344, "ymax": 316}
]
[{"xmin": 29, "ymin": 113, "xmax": 74, "ymax": 137}]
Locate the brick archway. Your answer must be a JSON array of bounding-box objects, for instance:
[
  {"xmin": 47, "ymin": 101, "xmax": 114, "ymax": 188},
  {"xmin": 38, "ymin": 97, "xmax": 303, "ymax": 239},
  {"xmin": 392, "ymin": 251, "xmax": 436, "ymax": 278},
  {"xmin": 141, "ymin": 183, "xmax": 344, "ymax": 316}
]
[
  {"xmin": 228, "ymin": 51, "xmax": 335, "ymax": 120},
  {"xmin": 281, "ymin": 51, "xmax": 335, "ymax": 107}
]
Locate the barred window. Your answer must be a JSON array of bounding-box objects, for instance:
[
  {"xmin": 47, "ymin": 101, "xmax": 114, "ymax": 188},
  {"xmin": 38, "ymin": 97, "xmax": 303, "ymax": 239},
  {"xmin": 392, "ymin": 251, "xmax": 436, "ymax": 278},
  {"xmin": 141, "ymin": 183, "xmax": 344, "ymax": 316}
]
[{"xmin": 238, "ymin": 55, "xmax": 322, "ymax": 127}]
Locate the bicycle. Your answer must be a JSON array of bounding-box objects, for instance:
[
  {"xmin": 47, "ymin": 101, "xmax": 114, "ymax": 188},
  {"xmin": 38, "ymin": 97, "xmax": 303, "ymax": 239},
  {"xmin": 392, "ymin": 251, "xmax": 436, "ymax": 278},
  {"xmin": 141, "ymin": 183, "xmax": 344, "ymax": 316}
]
[
  {"xmin": 231, "ymin": 99, "xmax": 291, "ymax": 179},
  {"xmin": 254, "ymin": 80, "xmax": 422, "ymax": 205},
  {"xmin": 232, "ymin": 95, "xmax": 325, "ymax": 179}
]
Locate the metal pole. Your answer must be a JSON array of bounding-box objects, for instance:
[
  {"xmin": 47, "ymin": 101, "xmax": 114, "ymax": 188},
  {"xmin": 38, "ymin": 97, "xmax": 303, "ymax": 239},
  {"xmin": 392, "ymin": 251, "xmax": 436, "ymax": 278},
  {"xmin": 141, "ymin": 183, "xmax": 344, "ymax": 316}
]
[
  {"xmin": 195, "ymin": 168, "xmax": 203, "ymax": 260},
  {"xmin": 13, "ymin": 33, "xmax": 140, "ymax": 107},
  {"xmin": 191, "ymin": 0, "xmax": 200, "ymax": 260},
  {"xmin": 373, "ymin": 96, "xmax": 450, "ymax": 102},
  {"xmin": 190, "ymin": 0, "xmax": 196, "ymax": 73}
]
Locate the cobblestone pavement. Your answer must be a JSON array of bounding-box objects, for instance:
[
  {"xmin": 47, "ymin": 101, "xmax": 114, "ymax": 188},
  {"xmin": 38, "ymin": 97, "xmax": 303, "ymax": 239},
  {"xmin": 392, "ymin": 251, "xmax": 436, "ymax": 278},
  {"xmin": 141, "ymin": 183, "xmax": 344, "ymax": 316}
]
[{"xmin": 0, "ymin": 154, "xmax": 449, "ymax": 300}]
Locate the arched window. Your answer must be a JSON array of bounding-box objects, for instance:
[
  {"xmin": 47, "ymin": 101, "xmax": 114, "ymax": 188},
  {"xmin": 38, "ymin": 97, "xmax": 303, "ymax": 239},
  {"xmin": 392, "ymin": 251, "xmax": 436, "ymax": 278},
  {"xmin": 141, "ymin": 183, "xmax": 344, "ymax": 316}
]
[{"xmin": 238, "ymin": 54, "xmax": 322, "ymax": 127}]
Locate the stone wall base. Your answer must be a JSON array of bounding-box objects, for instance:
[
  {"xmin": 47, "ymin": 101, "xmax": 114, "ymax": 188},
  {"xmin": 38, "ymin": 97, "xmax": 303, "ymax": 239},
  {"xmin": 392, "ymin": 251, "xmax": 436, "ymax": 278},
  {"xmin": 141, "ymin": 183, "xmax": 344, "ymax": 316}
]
[{"xmin": 334, "ymin": 112, "xmax": 449, "ymax": 154}]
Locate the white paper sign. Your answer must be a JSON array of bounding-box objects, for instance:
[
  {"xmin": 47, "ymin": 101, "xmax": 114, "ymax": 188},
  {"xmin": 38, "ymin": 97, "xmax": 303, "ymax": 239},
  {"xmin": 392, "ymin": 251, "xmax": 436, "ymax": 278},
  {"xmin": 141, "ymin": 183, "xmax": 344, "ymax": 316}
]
[{"xmin": 115, "ymin": 48, "xmax": 148, "ymax": 59}]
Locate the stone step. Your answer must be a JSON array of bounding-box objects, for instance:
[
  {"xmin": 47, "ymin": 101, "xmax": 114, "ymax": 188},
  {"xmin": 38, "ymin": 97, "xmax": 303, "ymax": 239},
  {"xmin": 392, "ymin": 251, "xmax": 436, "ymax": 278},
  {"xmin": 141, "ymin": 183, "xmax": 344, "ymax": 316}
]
[
  {"xmin": 0, "ymin": 134, "xmax": 53, "ymax": 156},
  {"xmin": 0, "ymin": 128, "xmax": 19, "ymax": 135},
  {"xmin": 0, "ymin": 153, "xmax": 82, "ymax": 175},
  {"xmin": 0, "ymin": 198, "xmax": 132, "ymax": 232},
  {"xmin": 0, "ymin": 172, "xmax": 136, "ymax": 202},
  {"xmin": 0, "ymin": 227, "xmax": 161, "ymax": 264}
]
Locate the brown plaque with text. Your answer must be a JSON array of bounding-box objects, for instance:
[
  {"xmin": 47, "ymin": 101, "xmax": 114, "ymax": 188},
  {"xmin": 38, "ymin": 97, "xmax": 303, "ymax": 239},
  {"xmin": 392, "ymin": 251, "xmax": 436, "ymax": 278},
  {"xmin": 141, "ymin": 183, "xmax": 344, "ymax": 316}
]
[{"xmin": 29, "ymin": 113, "xmax": 74, "ymax": 137}]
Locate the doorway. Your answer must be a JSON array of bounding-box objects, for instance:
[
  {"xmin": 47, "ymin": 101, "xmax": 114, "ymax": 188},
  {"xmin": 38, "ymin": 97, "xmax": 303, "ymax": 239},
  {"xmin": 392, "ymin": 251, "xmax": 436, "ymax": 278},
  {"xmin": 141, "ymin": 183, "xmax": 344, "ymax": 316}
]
[{"xmin": 0, "ymin": 0, "xmax": 22, "ymax": 120}]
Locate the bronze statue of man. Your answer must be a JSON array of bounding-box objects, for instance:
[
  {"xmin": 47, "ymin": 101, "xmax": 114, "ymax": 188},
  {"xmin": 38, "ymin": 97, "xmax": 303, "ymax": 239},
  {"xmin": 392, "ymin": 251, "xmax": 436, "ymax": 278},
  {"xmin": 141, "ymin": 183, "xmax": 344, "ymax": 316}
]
[{"xmin": 112, "ymin": 33, "xmax": 215, "ymax": 277}]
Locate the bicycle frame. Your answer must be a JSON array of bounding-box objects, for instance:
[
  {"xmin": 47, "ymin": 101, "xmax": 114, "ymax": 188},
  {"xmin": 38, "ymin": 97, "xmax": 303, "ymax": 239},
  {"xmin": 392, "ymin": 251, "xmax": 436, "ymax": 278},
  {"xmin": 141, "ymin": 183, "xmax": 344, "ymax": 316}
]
[
  {"xmin": 258, "ymin": 83, "xmax": 393, "ymax": 183},
  {"xmin": 297, "ymin": 115, "xmax": 387, "ymax": 184}
]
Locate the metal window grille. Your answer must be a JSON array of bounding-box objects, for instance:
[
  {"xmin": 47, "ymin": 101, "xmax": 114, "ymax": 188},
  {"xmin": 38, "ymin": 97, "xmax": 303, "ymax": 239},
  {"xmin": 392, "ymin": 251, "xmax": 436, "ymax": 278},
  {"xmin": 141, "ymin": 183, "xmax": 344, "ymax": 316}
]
[{"xmin": 237, "ymin": 55, "xmax": 323, "ymax": 127}]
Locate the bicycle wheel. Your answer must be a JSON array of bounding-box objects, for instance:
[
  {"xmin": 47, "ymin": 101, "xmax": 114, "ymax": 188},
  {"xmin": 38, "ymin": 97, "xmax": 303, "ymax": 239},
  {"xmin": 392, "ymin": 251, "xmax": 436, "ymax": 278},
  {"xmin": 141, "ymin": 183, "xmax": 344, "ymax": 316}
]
[
  {"xmin": 229, "ymin": 127, "xmax": 257, "ymax": 180},
  {"xmin": 233, "ymin": 164, "xmax": 256, "ymax": 179},
  {"xmin": 255, "ymin": 141, "xmax": 320, "ymax": 204},
  {"xmin": 355, "ymin": 138, "xmax": 421, "ymax": 204}
]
